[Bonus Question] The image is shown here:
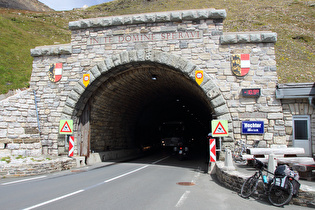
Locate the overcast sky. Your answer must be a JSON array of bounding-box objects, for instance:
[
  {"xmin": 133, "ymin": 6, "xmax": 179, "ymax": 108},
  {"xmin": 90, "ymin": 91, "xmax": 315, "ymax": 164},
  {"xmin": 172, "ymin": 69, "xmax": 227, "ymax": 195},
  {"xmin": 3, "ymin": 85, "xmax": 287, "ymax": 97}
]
[{"xmin": 38, "ymin": 0, "xmax": 112, "ymax": 11}]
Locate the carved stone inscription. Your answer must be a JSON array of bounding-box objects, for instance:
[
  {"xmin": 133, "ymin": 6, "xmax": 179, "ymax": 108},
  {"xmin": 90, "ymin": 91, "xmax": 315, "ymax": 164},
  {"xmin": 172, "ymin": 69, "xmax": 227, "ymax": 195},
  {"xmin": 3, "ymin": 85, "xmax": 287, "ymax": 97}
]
[{"xmin": 87, "ymin": 31, "xmax": 202, "ymax": 45}]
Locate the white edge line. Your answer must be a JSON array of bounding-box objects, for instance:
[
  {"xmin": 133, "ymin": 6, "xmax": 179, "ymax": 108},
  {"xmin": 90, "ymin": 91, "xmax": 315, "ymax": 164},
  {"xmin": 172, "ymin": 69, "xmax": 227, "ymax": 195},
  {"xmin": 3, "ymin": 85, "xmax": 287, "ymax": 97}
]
[
  {"xmin": 23, "ymin": 189, "xmax": 84, "ymax": 210},
  {"xmin": 1, "ymin": 176, "xmax": 47, "ymax": 186}
]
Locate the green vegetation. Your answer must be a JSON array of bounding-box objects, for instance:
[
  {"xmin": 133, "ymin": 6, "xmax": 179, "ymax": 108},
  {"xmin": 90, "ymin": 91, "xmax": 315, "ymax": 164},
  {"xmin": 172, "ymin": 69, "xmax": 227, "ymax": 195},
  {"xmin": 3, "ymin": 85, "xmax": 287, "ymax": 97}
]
[
  {"xmin": 15, "ymin": 155, "xmax": 25, "ymax": 159},
  {"xmin": 0, "ymin": 156, "xmax": 11, "ymax": 163},
  {"xmin": 0, "ymin": 0, "xmax": 314, "ymax": 94}
]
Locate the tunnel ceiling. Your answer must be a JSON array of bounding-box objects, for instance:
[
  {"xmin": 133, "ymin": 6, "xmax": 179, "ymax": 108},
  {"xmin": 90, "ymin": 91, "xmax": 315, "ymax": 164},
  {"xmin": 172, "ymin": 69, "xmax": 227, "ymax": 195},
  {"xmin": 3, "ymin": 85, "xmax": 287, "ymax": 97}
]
[{"xmin": 87, "ymin": 62, "xmax": 213, "ymax": 151}]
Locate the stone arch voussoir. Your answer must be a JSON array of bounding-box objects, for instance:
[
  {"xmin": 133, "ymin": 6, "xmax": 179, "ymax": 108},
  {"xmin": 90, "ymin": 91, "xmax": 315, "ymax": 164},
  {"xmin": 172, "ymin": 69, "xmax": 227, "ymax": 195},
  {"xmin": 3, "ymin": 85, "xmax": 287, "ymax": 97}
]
[{"xmin": 62, "ymin": 50, "xmax": 232, "ymax": 139}]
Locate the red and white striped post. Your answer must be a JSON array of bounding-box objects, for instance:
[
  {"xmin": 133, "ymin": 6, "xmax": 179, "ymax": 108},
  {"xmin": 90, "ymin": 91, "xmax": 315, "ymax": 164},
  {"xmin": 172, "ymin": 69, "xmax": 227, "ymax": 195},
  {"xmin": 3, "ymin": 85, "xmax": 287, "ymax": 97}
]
[
  {"xmin": 209, "ymin": 138, "xmax": 216, "ymax": 162},
  {"xmin": 69, "ymin": 136, "xmax": 74, "ymax": 157}
]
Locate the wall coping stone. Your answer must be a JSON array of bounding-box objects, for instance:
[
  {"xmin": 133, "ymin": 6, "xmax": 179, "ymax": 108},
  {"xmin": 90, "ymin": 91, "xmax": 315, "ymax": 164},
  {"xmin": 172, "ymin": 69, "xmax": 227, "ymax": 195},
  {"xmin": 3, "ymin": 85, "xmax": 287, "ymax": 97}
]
[
  {"xmin": 31, "ymin": 44, "xmax": 72, "ymax": 57},
  {"xmin": 68, "ymin": 9, "xmax": 227, "ymax": 30},
  {"xmin": 220, "ymin": 32, "xmax": 277, "ymax": 44}
]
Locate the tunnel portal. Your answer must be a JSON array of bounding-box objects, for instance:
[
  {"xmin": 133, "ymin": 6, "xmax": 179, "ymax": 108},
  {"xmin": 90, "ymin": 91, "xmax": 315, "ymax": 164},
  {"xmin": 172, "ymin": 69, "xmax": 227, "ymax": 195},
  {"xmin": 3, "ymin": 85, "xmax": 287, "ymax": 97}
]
[{"xmin": 86, "ymin": 62, "xmax": 213, "ymax": 156}]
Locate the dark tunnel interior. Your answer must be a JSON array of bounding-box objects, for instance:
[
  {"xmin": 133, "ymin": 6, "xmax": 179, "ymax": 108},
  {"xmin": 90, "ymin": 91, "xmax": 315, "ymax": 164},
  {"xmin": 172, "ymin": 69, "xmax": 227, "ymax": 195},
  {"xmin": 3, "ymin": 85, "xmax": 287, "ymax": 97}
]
[{"xmin": 86, "ymin": 62, "xmax": 214, "ymax": 159}]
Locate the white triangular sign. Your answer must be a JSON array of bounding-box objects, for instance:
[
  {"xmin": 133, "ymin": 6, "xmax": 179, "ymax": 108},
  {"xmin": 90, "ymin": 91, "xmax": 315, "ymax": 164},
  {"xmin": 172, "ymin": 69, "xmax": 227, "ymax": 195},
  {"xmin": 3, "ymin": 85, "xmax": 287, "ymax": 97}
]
[
  {"xmin": 60, "ymin": 122, "xmax": 71, "ymax": 133},
  {"xmin": 213, "ymin": 122, "xmax": 227, "ymax": 135}
]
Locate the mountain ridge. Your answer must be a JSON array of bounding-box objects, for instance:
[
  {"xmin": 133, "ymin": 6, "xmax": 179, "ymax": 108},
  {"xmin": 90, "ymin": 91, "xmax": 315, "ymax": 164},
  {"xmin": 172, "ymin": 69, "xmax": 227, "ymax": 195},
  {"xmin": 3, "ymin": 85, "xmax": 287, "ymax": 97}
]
[{"xmin": 0, "ymin": 0, "xmax": 53, "ymax": 12}]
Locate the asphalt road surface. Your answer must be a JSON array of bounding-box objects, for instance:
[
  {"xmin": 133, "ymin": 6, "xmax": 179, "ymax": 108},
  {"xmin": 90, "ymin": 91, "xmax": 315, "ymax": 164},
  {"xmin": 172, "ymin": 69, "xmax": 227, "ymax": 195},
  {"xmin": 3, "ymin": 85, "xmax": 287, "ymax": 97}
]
[{"xmin": 0, "ymin": 152, "xmax": 311, "ymax": 210}]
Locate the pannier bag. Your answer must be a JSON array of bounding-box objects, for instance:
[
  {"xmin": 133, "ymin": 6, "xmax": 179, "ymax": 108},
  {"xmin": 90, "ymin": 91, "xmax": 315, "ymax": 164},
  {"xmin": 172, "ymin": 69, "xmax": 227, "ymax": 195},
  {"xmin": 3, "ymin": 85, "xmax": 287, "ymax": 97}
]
[
  {"xmin": 275, "ymin": 165, "xmax": 291, "ymax": 177},
  {"xmin": 274, "ymin": 165, "xmax": 300, "ymax": 196},
  {"xmin": 275, "ymin": 164, "xmax": 300, "ymax": 180},
  {"xmin": 274, "ymin": 176, "xmax": 288, "ymax": 189}
]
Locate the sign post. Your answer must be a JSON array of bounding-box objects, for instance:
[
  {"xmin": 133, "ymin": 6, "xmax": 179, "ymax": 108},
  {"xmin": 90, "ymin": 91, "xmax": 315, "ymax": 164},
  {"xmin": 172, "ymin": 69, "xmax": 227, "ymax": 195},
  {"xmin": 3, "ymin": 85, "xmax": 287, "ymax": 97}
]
[
  {"xmin": 210, "ymin": 138, "xmax": 216, "ymax": 162},
  {"xmin": 59, "ymin": 120, "xmax": 74, "ymax": 156},
  {"xmin": 209, "ymin": 120, "xmax": 229, "ymax": 174},
  {"xmin": 69, "ymin": 136, "xmax": 74, "ymax": 157}
]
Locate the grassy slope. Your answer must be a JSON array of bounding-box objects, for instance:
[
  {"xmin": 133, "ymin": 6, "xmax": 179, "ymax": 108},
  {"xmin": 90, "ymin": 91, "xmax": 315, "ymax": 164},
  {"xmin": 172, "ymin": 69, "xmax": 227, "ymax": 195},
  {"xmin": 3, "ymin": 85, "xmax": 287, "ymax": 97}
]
[{"xmin": 0, "ymin": 0, "xmax": 314, "ymax": 94}]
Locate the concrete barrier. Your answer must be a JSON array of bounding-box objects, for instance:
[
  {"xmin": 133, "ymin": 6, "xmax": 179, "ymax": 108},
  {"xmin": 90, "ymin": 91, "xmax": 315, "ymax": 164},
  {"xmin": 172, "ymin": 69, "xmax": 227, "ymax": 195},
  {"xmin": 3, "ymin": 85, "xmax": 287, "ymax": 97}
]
[{"xmin": 86, "ymin": 149, "xmax": 140, "ymax": 165}]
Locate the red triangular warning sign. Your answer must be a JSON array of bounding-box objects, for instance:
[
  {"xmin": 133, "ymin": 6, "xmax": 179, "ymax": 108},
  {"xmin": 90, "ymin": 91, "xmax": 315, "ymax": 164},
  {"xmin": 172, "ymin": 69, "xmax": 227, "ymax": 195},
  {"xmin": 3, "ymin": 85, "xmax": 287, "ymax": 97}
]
[
  {"xmin": 60, "ymin": 121, "xmax": 72, "ymax": 133},
  {"xmin": 213, "ymin": 122, "xmax": 228, "ymax": 135}
]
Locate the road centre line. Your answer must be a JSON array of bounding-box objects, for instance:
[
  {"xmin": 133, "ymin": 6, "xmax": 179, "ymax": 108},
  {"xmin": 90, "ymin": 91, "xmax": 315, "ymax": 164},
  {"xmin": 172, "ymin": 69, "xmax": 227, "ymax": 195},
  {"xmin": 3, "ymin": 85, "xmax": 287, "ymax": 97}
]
[
  {"xmin": 22, "ymin": 156, "xmax": 168, "ymax": 210},
  {"xmin": 104, "ymin": 165, "xmax": 148, "ymax": 183},
  {"xmin": 1, "ymin": 176, "xmax": 47, "ymax": 186},
  {"xmin": 151, "ymin": 156, "xmax": 169, "ymax": 164}
]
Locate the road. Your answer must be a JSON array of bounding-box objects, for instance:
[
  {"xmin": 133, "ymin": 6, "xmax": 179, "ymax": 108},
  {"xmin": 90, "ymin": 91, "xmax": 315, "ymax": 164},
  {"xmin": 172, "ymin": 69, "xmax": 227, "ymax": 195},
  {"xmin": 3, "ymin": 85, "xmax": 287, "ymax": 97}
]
[{"xmin": 0, "ymin": 152, "xmax": 311, "ymax": 210}]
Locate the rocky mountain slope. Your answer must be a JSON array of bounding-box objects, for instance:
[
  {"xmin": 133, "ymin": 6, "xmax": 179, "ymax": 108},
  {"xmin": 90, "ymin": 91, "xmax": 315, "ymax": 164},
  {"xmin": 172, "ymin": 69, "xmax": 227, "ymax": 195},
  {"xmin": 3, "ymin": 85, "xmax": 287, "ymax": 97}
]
[{"xmin": 0, "ymin": 0, "xmax": 53, "ymax": 11}]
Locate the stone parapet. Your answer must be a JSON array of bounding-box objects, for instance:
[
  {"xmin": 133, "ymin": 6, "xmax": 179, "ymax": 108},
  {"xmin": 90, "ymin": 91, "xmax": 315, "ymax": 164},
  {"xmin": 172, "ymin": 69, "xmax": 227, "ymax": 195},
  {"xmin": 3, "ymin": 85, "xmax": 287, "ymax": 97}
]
[{"xmin": 0, "ymin": 156, "xmax": 76, "ymax": 178}]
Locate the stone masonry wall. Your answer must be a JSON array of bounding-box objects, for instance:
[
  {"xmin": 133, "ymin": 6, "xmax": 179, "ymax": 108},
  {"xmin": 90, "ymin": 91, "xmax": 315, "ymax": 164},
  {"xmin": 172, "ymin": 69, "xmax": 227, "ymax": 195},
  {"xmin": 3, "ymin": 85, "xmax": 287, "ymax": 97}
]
[
  {"xmin": 0, "ymin": 9, "xmax": 285, "ymax": 156},
  {"xmin": 0, "ymin": 89, "xmax": 41, "ymax": 156}
]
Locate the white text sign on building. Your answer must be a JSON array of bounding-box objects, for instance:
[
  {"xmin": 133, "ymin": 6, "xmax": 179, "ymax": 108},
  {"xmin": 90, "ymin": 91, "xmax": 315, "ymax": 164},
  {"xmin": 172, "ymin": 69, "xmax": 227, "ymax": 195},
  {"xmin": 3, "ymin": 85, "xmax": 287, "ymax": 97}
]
[{"xmin": 242, "ymin": 121, "xmax": 264, "ymax": 134}]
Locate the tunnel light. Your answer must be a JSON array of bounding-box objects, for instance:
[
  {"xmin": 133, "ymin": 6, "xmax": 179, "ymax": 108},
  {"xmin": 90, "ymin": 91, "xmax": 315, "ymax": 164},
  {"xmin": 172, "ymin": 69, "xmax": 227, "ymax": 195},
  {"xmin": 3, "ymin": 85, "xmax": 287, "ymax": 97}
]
[{"xmin": 151, "ymin": 75, "xmax": 157, "ymax": 81}]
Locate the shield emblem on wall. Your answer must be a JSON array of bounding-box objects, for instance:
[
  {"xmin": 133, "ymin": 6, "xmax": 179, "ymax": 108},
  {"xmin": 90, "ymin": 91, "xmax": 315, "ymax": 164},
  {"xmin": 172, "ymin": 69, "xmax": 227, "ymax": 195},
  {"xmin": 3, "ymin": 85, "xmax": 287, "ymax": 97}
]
[
  {"xmin": 48, "ymin": 63, "xmax": 62, "ymax": 82},
  {"xmin": 231, "ymin": 54, "xmax": 250, "ymax": 76}
]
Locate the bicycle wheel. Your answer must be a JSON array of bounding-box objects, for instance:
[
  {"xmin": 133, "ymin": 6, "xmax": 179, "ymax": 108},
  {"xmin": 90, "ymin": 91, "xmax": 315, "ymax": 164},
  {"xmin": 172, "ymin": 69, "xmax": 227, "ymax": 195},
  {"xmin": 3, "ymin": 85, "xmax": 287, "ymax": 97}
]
[
  {"xmin": 268, "ymin": 180, "xmax": 293, "ymax": 207},
  {"xmin": 240, "ymin": 174, "xmax": 259, "ymax": 198}
]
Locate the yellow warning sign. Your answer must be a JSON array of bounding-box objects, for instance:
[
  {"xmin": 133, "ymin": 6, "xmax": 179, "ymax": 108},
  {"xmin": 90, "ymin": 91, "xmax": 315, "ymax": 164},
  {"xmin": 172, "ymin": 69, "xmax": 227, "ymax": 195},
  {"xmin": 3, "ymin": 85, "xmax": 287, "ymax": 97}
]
[
  {"xmin": 59, "ymin": 120, "xmax": 73, "ymax": 134},
  {"xmin": 83, "ymin": 74, "xmax": 90, "ymax": 87},
  {"xmin": 211, "ymin": 120, "xmax": 228, "ymax": 137},
  {"xmin": 195, "ymin": 70, "xmax": 204, "ymax": 85}
]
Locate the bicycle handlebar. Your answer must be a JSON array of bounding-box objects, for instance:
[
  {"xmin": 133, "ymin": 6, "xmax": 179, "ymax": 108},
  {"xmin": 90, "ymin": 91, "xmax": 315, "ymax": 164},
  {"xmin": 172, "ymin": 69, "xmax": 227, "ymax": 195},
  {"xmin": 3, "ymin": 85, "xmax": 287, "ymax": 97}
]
[{"xmin": 253, "ymin": 158, "xmax": 274, "ymax": 175}]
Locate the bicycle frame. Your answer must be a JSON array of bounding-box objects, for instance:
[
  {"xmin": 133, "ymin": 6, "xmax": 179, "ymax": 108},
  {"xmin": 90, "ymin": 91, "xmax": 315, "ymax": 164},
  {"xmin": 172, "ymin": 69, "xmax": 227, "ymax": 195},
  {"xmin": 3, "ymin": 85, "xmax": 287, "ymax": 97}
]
[{"xmin": 241, "ymin": 158, "xmax": 295, "ymax": 207}]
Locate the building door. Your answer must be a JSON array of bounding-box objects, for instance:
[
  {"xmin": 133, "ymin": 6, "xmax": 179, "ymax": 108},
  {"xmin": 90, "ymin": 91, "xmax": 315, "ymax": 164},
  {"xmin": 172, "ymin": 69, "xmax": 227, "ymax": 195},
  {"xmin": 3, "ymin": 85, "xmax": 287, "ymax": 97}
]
[{"xmin": 292, "ymin": 115, "xmax": 311, "ymax": 156}]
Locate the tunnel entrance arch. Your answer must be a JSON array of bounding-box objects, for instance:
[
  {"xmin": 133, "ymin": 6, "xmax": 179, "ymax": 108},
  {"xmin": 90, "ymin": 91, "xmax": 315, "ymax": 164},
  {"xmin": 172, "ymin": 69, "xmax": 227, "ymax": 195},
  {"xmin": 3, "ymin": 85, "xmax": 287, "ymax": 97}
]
[{"xmin": 67, "ymin": 50, "xmax": 231, "ymax": 160}]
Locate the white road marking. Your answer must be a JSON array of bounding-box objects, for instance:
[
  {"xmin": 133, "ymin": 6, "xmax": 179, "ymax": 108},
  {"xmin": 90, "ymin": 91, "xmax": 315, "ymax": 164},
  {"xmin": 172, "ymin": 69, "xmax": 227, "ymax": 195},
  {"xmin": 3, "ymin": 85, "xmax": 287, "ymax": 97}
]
[
  {"xmin": 151, "ymin": 156, "xmax": 169, "ymax": 164},
  {"xmin": 23, "ymin": 190, "xmax": 84, "ymax": 210},
  {"xmin": 176, "ymin": 191, "xmax": 191, "ymax": 208},
  {"xmin": 104, "ymin": 165, "xmax": 148, "ymax": 183},
  {"xmin": 22, "ymin": 157, "xmax": 168, "ymax": 209},
  {"xmin": 1, "ymin": 176, "xmax": 47, "ymax": 186},
  {"xmin": 191, "ymin": 167, "xmax": 201, "ymax": 183}
]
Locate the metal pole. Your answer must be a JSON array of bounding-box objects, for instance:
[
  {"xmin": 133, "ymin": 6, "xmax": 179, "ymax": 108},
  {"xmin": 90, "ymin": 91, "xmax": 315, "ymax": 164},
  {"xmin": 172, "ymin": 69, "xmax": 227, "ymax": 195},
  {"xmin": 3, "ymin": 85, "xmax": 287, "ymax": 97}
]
[{"xmin": 33, "ymin": 90, "xmax": 41, "ymax": 133}]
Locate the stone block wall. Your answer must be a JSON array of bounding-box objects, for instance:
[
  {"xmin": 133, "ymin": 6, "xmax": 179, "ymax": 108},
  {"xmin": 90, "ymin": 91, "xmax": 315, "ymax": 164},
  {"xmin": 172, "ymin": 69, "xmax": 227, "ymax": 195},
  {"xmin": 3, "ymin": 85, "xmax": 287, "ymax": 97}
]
[
  {"xmin": 0, "ymin": 89, "xmax": 42, "ymax": 156},
  {"xmin": 0, "ymin": 157, "xmax": 76, "ymax": 178},
  {"xmin": 0, "ymin": 9, "xmax": 287, "ymax": 157}
]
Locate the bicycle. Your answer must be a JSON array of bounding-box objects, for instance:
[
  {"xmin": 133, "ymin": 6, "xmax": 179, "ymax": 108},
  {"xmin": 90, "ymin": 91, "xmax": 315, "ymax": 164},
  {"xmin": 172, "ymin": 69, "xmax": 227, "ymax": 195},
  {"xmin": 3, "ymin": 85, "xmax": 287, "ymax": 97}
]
[{"xmin": 240, "ymin": 158, "xmax": 295, "ymax": 207}]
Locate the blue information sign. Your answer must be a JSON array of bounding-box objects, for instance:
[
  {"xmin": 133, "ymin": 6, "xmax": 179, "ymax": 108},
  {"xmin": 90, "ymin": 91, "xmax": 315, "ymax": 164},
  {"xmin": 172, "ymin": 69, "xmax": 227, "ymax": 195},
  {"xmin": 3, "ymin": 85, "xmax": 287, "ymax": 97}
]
[{"xmin": 242, "ymin": 121, "xmax": 264, "ymax": 134}]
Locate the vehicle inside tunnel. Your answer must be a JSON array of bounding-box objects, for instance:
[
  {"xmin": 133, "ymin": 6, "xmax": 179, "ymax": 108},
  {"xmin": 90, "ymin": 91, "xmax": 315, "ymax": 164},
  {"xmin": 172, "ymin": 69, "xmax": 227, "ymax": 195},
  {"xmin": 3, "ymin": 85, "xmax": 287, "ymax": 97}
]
[{"xmin": 82, "ymin": 62, "xmax": 214, "ymax": 160}]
